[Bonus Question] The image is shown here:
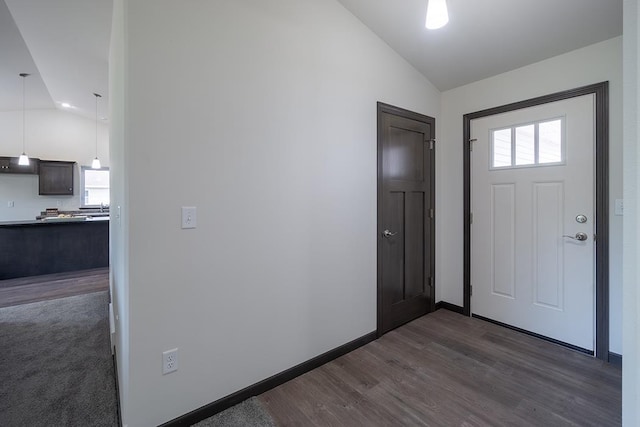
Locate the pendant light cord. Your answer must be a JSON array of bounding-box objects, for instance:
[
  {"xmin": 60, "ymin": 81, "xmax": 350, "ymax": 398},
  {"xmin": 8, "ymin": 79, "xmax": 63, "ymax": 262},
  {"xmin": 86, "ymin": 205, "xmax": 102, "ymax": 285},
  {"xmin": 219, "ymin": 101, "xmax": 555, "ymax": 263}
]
[
  {"xmin": 95, "ymin": 94, "xmax": 98, "ymax": 157},
  {"xmin": 94, "ymin": 92, "xmax": 102, "ymax": 160},
  {"xmin": 20, "ymin": 73, "xmax": 29, "ymax": 154},
  {"xmin": 22, "ymin": 75, "xmax": 25, "ymax": 153}
]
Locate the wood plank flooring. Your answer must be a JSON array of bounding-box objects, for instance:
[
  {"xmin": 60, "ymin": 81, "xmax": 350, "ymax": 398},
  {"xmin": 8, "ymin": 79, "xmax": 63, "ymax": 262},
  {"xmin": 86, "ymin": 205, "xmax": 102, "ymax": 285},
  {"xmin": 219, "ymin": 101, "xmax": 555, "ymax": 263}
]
[
  {"xmin": 0, "ymin": 268, "xmax": 109, "ymax": 308},
  {"xmin": 260, "ymin": 309, "xmax": 621, "ymax": 426}
]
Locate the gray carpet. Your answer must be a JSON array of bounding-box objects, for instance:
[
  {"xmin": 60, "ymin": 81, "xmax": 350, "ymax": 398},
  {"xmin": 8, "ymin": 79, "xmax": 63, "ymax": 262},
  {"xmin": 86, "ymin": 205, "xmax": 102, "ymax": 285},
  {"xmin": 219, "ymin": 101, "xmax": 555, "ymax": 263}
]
[
  {"xmin": 192, "ymin": 397, "xmax": 276, "ymax": 427},
  {"xmin": 0, "ymin": 291, "xmax": 118, "ymax": 426},
  {"xmin": 0, "ymin": 290, "xmax": 276, "ymax": 427}
]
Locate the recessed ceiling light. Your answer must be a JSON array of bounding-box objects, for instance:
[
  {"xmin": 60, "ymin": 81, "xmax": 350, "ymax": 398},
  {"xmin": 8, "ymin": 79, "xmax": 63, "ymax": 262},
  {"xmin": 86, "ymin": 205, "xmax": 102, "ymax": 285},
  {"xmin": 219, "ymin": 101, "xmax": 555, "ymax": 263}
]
[{"xmin": 60, "ymin": 102, "xmax": 75, "ymax": 109}]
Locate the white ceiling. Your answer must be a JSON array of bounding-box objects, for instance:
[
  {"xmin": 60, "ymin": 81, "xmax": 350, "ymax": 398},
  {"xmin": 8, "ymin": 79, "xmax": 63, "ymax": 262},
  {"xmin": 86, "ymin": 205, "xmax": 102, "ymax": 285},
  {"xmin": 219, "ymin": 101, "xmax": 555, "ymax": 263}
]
[
  {"xmin": 337, "ymin": 0, "xmax": 623, "ymax": 91},
  {"xmin": 1, "ymin": 0, "xmax": 112, "ymax": 120},
  {"xmin": 0, "ymin": 0, "xmax": 54, "ymax": 111},
  {"xmin": 0, "ymin": 0, "xmax": 623, "ymax": 123}
]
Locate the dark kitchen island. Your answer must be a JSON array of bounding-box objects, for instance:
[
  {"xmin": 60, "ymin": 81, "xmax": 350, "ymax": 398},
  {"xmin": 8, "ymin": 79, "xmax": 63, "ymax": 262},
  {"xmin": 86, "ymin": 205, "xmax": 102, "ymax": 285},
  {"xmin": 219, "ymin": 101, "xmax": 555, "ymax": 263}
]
[{"xmin": 0, "ymin": 217, "xmax": 109, "ymax": 280}]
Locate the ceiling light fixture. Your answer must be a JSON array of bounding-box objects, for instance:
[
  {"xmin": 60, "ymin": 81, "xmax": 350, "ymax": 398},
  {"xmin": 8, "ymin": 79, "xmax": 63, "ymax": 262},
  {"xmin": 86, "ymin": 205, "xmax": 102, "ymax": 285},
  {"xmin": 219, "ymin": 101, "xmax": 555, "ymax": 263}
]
[
  {"xmin": 425, "ymin": 0, "xmax": 449, "ymax": 30},
  {"xmin": 18, "ymin": 73, "xmax": 30, "ymax": 166},
  {"xmin": 92, "ymin": 92, "xmax": 102, "ymax": 169}
]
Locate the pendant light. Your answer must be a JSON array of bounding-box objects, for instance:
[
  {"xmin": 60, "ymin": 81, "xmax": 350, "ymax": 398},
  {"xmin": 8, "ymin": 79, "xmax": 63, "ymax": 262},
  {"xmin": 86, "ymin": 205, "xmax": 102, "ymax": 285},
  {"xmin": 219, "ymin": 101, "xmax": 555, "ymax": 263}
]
[
  {"xmin": 18, "ymin": 73, "xmax": 30, "ymax": 166},
  {"xmin": 425, "ymin": 0, "xmax": 449, "ymax": 30},
  {"xmin": 91, "ymin": 92, "xmax": 102, "ymax": 169}
]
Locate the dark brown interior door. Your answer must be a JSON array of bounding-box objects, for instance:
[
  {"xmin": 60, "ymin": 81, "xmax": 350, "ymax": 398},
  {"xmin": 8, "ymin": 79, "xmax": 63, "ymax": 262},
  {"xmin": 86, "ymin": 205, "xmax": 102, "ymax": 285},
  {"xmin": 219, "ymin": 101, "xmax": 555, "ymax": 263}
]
[{"xmin": 377, "ymin": 102, "xmax": 435, "ymax": 336}]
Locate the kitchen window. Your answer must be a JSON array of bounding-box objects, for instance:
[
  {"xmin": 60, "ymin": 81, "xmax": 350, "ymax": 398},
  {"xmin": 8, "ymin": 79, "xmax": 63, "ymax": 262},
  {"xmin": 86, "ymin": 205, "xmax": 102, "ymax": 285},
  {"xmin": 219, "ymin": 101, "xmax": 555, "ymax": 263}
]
[{"xmin": 81, "ymin": 166, "xmax": 110, "ymax": 207}]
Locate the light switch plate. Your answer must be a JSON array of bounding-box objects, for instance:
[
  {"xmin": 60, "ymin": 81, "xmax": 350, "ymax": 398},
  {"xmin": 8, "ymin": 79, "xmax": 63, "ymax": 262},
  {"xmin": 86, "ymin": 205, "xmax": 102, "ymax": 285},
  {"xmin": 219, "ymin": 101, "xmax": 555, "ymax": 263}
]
[{"xmin": 181, "ymin": 206, "xmax": 197, "ymax": 229}]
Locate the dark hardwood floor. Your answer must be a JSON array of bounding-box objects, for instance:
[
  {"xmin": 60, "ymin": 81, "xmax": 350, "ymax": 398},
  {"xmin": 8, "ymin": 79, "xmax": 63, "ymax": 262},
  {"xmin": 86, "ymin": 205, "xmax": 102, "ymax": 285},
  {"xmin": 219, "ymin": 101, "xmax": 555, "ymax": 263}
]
[
  {"xmin": 260, "ymin": 309, "xmax": 621, "ymax": 426},
  {"xmin": 0, "ymin": 268, "xmax": 109, "ymax": 308}
]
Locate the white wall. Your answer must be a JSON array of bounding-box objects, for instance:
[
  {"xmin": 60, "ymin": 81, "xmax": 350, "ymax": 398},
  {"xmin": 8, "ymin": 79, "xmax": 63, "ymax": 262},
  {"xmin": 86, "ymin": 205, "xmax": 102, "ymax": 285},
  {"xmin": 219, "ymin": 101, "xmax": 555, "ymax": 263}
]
[
  {"xmin": 0, "ymin": 109, "xmax": 109, "ymax": 221},
  {"xmin": 109, "ymin": 0, "xmax": 129, "ymax": 423},
  {"xmin": 111, "ymin": 1, "xmax": 440, "ymax": 425},
  {"xmin": 622, "ymin": 0, "xmax": 639, "ymax": 424},
  {"xmin": 439, "ymin": 37, "xmax": 623, "ymax": 354}
]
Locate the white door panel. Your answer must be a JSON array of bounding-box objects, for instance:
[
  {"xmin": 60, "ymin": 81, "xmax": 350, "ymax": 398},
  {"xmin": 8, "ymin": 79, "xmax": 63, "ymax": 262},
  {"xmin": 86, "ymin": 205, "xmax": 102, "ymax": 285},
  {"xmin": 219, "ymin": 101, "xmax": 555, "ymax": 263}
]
[{"xmin": 471, "ymin": 94, "xmax": 595, "ymax": 351}]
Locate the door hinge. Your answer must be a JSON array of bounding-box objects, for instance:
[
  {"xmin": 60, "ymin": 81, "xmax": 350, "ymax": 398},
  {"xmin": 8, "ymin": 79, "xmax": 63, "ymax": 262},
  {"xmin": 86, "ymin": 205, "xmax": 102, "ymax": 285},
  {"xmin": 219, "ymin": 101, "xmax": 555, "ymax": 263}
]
[
  {"xmin": 469, "ymin": 138, "xmax": 477, "ymax": 151},
  {"xmin": 428, "ymin": 277, "xmax": 434, "ymax": 288},
  {"xmin": 470, "ymin": 285, "xmax": 473, "ymax": 296},
  {"xmin": 469, "ymin": 212, "xmax": 473, "ymax": 224},
  {"xmin": 429, "ymin": 208, "xmax": 434, "ymax": 219},
  {"xmin": 427, "ymin": 138, "xmax": 436, "ymax": 150}
]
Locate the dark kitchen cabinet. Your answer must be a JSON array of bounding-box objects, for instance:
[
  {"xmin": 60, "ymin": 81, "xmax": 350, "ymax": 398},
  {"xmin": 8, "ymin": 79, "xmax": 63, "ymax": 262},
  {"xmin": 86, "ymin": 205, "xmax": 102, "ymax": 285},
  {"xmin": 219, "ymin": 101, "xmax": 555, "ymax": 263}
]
[
  {"xmin": 39, "ymin": 160, "xmax": 75, "ymax": 195},
  {"xmin": 0, "ymin": 219, "xmax": 109, "ymax": 279},
  {"xmin": 0, "ymin": 156, "xmax": 39, "ymax": 174}
]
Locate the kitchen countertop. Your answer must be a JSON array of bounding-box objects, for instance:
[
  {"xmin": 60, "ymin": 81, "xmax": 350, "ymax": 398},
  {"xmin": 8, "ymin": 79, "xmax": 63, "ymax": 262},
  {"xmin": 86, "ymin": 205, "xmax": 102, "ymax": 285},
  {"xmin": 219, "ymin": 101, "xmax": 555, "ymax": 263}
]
[{"xmin": 0, "ymin": 216, "xmax": 109, "ymax": 227}]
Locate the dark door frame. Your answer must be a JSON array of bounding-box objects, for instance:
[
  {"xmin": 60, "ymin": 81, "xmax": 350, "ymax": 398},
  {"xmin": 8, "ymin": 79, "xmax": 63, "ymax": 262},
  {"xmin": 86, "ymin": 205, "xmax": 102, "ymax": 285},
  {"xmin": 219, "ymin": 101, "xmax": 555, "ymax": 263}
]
[
  {"xmin": 377, "ymin": 102, "xmax": 436, "ymax": 337},
  {"xmin": 462, "ymin": 82, "xmax": 610, "ymax": 361}
]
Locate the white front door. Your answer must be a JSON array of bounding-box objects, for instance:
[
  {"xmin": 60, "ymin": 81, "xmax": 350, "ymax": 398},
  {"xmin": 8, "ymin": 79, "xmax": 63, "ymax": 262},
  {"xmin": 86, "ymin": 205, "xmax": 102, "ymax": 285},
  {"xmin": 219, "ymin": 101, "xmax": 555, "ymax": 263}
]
[{"xmin": 470, "ymin": 94, "xmax": 595, "ymax": 351}]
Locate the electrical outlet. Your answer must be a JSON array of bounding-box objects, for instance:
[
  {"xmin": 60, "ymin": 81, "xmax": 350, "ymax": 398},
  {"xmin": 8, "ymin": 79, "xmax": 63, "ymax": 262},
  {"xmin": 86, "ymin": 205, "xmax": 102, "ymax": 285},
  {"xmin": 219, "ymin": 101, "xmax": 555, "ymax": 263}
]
[
  {"xmin": 615, "ymin": 199, "xmax": 624, "ymax": 216},
  {"xmin": 7, "ymin": 201, "xmax": 14, "ymax": 208},
  {"xmin": 162, "ymin": 348, "xmax": 179, "ymax": 374}
]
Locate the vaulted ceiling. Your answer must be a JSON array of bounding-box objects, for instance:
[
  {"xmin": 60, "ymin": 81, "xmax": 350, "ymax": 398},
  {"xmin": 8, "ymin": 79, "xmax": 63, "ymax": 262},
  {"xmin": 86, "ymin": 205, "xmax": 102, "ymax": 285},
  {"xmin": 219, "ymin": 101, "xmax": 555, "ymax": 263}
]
[
  {"xmin": 0, "ymin": 0, "xmax": 623, "ymax": 123},
  {"xmin": 1, "ymin": 0, "xmax": 112, "ymax": 120},
  {"xmin": 337, "ymin": 0, "xmax": 623, "ymax": 90}
]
